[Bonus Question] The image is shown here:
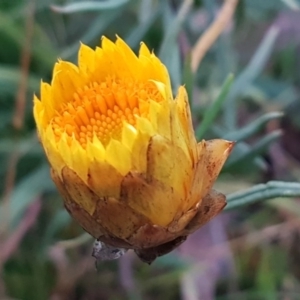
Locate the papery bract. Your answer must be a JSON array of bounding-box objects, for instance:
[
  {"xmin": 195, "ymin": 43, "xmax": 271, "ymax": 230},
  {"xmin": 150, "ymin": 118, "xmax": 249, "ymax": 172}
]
[{"xmin": 34, "ymin": 36, "xmax": 234, "ymax": 263}]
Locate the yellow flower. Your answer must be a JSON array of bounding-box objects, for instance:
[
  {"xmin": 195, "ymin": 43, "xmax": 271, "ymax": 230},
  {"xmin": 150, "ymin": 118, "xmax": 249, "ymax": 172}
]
[{"xmin": 34, "ymin": 36, "xmax": 234, "ymax": 263}]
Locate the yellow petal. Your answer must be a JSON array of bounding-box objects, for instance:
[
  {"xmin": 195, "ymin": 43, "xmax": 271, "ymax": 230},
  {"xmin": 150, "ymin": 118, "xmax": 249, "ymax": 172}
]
[
  {"xmin": 139, "ymin": 42, "xmax": 151, "ymax": 58},
  {"xmin": 130, "ymin": 131, "xmax": 150, "ymax": 173},
  {"xmin": 51, "ymin": 61, "xmax": 82, "ymax": 111},
  {"xmin": 138, "ymin": 45, "xmax": 172, "ymax": 91},
  {"xmin": 78, "ymin": 42, "xmax": 96, "ymax": 75},
  {"xmin": 98, "ymin": 36, "xmax": 137, "ymax": 79},
  {"xmin": 42, "ymin": 125, "xmax": 64, "ymax": 174},
  {"xmin": 106, "ymin": 139, "xmax": 131, "ymax": 175},
  {"xmin": 135, "ymin": 115, "xmax": 155, "ymax": 135},
  {"xmin": 175, "ymin": 86, "xmax": 197, "ymax": 162},
  {"xmin": 115, "ymin": 36, "xmax": 140, "ymax": 71},
  {"xmin": 40, "ymin": 81, "xmax": 54, "ymax": 119},
  {"xmin": 70, "ymin": 138, "xmax": 90, "ymax": 181},
  {"xmin": 56, "ymin": 133, "xmax": 89, "ymax": 182},
  {"xmin": 187, "ymin": 140, "xmax": 207, "ymax": 209},
  {"xmin": 33, "ymin": 95, "xmax": 45, "ymax": 129},
  {"xmin": 121, "ymin": 122, "xmax": 138, "ymax": 150},
  {"xmin": 170, "ymin": 100, "xmax": 192, "ymax": 161},
  {"xmin": 86, "ymin": 135, "xmax": 105, "ymax": 161}
]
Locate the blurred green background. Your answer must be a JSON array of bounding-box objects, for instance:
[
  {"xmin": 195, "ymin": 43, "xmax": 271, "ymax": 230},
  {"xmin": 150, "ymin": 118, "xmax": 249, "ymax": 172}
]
[{"xmin": 1, "ymin": 0, "xmax": 300, "ymax": 299}]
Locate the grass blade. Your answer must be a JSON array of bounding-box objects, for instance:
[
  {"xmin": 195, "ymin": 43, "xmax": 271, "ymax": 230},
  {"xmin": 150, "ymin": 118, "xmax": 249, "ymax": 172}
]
[
  {"xmin": 51, "ymin": 0, "xmax": 129, "ymax": 14},
  {"xmin": 196, "ymin": 74, "xmax": 234, "ymax": 139},
  {"xmin": 226, "ymin": 181, "xmax": 300, "ymax": 210}
]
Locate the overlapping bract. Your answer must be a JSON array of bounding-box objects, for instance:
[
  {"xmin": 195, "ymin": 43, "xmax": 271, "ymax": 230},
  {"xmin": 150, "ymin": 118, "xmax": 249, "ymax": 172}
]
[{"xmin": 34, "ymin": 37, "xmax": 234, "ymax": 262}]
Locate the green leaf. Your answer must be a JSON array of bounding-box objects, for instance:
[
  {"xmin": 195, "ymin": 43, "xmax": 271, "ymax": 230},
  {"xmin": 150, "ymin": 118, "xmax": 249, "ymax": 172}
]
[
  {"xmin": 0, "ymin": 11, "xmax": 57, "ymax": 70},
  {"xmin": 159, "ymin": 0, "xmax": 190, "ymax": 60},
  {"xmin": 224, "ymin": 26, "xmax": 279, "ymax": 129},
  {"xmin": 0, "ymin": 165, "xmax": 54, "ymax": 229},
  {"xmin": 227, "ymin": 141, "xmax": 268, "ymax": 171},
  {"xmin": 196, "ymin": 74, "xmax": 234, "ymax": 139},
  {"xmin": 158, "ymin": 0, "xmax": 192, "ymax": 90},
  {"xmin": 280, "ymin": 0, "xmax": 300, "ymax": 9},
  {"xmin": 42, "ymin": 209, "xmax": 71, "ymax": 248},
  {"xmin": 223, "ymin": 112, "xmax": 283, "ymax": 141},
  {"xmin": 126, "ymin": 3, "xmax": 162, "ymax": 48},
  {"xmin": 158, "ymin": 2, "xmax": 179, "ymax": 89},
  {"xmin": 51, "ymin": 0, "xmax": 130, "ymax": 14},
  {"xmin": 225, "ymin": 181, "xmax": 300, "ymax": 210},
  {"xmin": 0, "ymin": 66, "xmax": 39, "ymax": 95},
  {"xmin": 182, "ymin": 54, "xmax": 194, "ymax": 109},
  {"xmin": 60, "ymin": 9, "xmax": 123, "ymax": 59},
  {"xmin": 0, "ymin": 137, "xmax": 42, "ymax": 155},
  {"xmin": 225, "ymin": 130, "xmax": 282, "ymax": 170}
]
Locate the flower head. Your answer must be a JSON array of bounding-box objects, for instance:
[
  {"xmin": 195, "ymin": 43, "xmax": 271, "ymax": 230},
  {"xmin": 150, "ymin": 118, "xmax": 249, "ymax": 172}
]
[{"xmin": 34, "ymin": 37, "xmax": 234, "ymax": 263}]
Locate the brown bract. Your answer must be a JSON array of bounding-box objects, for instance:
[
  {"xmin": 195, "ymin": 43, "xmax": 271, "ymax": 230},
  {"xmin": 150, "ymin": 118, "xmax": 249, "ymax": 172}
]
[{"xmin": 51, "ymin": 158, "xmax": 230, "ymax": 263}]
